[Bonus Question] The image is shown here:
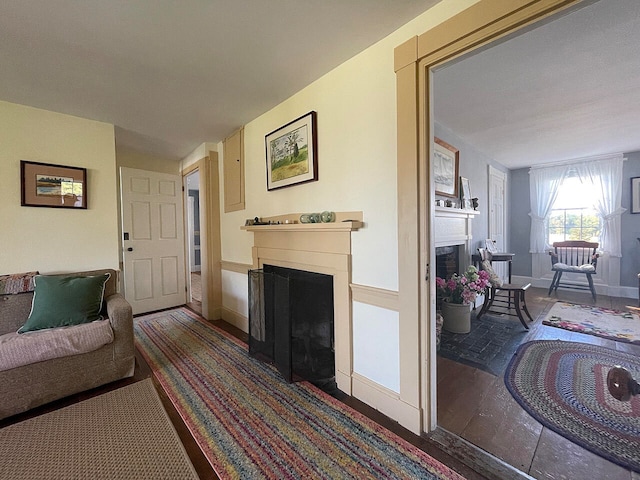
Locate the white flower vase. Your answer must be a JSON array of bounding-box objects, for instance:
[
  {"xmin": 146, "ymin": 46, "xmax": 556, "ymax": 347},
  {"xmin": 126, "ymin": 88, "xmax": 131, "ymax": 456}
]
[{"xmin": 441, "ymin": 301, "xmax": 471, "ymax": 334}]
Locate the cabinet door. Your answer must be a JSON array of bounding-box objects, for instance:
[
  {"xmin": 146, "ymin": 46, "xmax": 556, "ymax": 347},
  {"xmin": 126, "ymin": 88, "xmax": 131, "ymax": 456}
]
[{"xmin": 223, "ymin": 127, "xmax": 245, "ymax": 212}]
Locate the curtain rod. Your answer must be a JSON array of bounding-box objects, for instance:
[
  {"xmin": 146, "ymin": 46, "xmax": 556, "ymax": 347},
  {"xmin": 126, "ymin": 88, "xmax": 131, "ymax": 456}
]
[{"xmin": 529, "ymin": 152, "xmax": 626, "ymax": 171}]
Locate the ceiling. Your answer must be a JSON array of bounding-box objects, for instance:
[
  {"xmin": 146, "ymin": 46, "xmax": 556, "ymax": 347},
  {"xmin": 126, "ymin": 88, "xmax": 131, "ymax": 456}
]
[
  {"xmin": 434, "ymin": 0, "xmax": 640, "ymax": 169},
  {"xmin": 0, "ymin": 0, "xmax": 440, "ymax": 160}
]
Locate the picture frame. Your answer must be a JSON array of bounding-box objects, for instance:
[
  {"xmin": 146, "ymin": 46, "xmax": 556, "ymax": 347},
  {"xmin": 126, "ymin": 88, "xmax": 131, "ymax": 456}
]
[
  {"xmin": 265, "ymin": 111, "xmax": 318, "ymax": 191},
  {"xmin": 21, "ymin": 160, "xmax": 87, "ymax": 209},
  {"xmin": 433, "ymin": 137, "xmax": 459, "ymax": 198},
  {"xmin": 632, "ymin": 177, "xmax": 640, "ymax": 214},
  {"xmin": 459, "ymin": 176, "xmax": 471, "ymax": 207},
  {"xmin": 485, "ymin": 238, "xmax": 498, "ymax": 254}
]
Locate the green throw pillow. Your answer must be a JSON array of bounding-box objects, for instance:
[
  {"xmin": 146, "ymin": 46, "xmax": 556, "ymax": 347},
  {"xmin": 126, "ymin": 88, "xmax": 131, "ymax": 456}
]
[{"xmin": 18, "ymin": 273, "xmax": 110, "ymax": 333}]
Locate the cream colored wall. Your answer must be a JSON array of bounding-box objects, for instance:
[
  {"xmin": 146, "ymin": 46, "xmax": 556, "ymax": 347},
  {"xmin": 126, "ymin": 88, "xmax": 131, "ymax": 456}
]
[
  {"xmin": 219, "ymin": 0, "xmax": 476, "ymax": 290},
  {"xmin": 0, "ymin": 100, "xmax": 119, "ymax": 275},
  {"xmin": 116, "ymin": 147, "xmax": 181, "ymax": 175}
]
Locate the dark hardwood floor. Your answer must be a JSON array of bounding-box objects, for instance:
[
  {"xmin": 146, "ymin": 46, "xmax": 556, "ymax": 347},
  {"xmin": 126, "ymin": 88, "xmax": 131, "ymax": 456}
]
[{"xmin": 438, "ymin": 287, "xmax": 640, "ymax": 479}]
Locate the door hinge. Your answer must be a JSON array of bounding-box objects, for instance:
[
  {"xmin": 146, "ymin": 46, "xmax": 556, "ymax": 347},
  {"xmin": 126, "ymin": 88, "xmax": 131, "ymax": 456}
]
[{"xmin": 425, "ymin": 263, "xmax": 430, "ymax": 281}]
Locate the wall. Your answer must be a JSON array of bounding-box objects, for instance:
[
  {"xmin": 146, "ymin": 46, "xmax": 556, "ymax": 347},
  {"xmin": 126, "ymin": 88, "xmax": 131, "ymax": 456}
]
[
  {"xmin": 116, "ymin": 146, "xmax": 181, "ymax": 175},
  {"xmin": 216, "ymin": 0, "xmax": 477, "ymax": 395},
  {"xmin": 0, "ymin": 100, "xmax": 119, "ymax": 275},
  {"xmin": 510, "ymin": 152, "xmax": 640, "ymax": 287},
  {"xmin": 509, "ymin": 167, "xmax": 532, "ymax": 277},
  {"xmin": 618, "ymin": 152, "xmax": 640, "ymax": 287}
]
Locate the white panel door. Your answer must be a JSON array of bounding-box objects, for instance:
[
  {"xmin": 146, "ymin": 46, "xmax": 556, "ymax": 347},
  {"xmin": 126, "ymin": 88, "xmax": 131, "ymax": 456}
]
[
  {"xmin": 120, "ymin": 167, "xmax": 186, "ymax": 314},
  {"xmin": 488, "ymin": 166, "xmax": 508, "ymax": 281}
]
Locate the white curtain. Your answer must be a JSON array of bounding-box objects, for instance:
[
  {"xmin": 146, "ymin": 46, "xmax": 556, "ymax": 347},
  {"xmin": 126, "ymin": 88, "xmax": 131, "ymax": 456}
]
[
  {"xmin": 576, "ymin": 155, "xmax": 625, "ymax": 256},
  {"xmin": 528, "ymin": 166, "xmax": 567, "ymax": 253}
]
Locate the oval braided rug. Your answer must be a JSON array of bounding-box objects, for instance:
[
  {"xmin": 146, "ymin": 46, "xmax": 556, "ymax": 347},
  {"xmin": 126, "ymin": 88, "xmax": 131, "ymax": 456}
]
[{"xmin": 504, "ymin": 340, "xmax": 640, "ymax": 472}]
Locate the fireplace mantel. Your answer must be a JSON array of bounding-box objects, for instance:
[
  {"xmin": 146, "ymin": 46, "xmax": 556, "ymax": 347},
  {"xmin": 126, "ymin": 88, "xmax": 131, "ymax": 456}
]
[{"xmin": 434, "ymin": 206, "xmax": 479, "ymax": 269}]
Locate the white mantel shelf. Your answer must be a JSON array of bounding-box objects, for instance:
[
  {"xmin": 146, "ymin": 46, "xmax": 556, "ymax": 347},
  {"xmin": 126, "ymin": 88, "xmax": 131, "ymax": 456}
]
[
  {"xmin": 241, "ymin": 221, "xmax": 363, "ymax": 232},
  {"xmin": 435, "ymin": 206, "xmax": 480, "ymax": 217}
]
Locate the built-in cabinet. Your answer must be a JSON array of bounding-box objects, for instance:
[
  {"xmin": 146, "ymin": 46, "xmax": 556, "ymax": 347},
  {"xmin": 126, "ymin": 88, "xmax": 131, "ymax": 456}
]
[{"xmin": 223, "ymin": 127, "xmax": 245, "ymax": 212}]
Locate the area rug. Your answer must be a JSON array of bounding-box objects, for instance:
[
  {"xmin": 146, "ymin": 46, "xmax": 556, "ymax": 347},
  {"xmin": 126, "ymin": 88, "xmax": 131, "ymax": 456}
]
[
  {"xmin": 438, "ymin": 311, "xmax": 529, "ymax": 375},
  {"xmin": 504, "ymin": 340, "xmax": 640, "ymax": 472},
  {"xmin": 134, "ymin": 307, "xmax": 464, "ymax": 480},
  {"xmin": 0, "ymin": 379, "xmax": 198, "ymax": 479},
  {"xmin": 542, "ymin": 301, "xmax": 640, "ymax": 344}
]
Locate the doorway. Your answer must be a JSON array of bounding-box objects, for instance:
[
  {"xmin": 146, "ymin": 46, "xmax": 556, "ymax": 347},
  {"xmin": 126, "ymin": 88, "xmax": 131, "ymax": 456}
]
[{"xmin": 184, "ymin": 169, "xmax": 203, "ymax": 315}]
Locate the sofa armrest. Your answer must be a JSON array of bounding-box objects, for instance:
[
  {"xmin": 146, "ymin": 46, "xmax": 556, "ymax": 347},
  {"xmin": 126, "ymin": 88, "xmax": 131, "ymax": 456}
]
[{"xmin": 105, "ymin": 293, "xmax": 134, "ymax": 361}]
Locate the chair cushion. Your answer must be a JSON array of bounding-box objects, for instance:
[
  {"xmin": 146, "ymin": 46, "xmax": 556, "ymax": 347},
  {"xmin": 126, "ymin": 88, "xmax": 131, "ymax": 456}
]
[
  {"xmin": 481, "ymin": 259, "xmax": 503, "ymax": 287},
  {"xmin": 552, "ymin": 262, "xmax": 596, "ymax": 273},
  {"xmin": 18, "ymin": 273, "xmax": 110, "ymax": 333}
]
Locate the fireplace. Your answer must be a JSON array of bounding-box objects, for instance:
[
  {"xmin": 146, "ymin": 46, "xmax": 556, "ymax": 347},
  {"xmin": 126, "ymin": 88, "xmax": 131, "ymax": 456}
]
[
  {"xmin": 248, "ymin": 265, "xmax": 336, "ymax": 392},
  {"xmin": 435, "ymin": 245, "xmax": 460, "ymax": 280}
]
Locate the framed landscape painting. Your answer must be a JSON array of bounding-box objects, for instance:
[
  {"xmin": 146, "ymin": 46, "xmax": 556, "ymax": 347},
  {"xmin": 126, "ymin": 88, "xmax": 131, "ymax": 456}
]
[
  {"xmin": 21, "ymin": 160, "xmax": 87, "ymax": 209},
  {"xmin": 265, "ymin": 111, "xmax": 317, "ymax": 191},
  {"xmin": 433, "ymin": 137, "xmax": 459, "ymax": 198}
]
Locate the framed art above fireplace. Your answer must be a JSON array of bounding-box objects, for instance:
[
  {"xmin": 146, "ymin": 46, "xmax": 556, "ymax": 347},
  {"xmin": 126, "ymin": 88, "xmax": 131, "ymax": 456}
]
[{"xmin": 433, "ymin": 137, "xmax": 459, "ymax": 198}]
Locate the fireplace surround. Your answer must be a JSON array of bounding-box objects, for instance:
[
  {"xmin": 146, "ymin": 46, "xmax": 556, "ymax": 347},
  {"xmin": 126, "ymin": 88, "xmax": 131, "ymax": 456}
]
[{"xmin": 242, "ymin": 212, "xmax": 363, "ymax": 395}]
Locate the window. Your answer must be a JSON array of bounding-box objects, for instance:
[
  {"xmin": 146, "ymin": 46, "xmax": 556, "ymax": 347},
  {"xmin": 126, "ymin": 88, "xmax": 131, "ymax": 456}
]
[{"xmin": 547, "ymin": 175, "xmax": 601, "ymax": 244}]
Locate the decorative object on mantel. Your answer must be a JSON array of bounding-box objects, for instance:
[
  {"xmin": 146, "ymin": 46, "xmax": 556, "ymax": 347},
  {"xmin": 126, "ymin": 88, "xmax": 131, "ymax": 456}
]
[
  {"xmin": 433, "ymin": 137, "xmax": 459, "ymax": 198},
  {"xmin": 265, "ymin": 111, "xmax": 318, "ymax": 191},
  {"xmin": 245, "ymin": 216, "xmax": 298, "ymax": 226},
  {"xmin": 21, "ymin": 160, "xmax": 87, "ymax": 209},
  {"xmin": 471, "ymin": 197, "xmax": 479, "ymax": 210},
  {"xmin": 300, "ymin": 211, "xmax": 335, "ymax": 223},
  {"xmin": 459, "ymin": 176, "xmax": 472, "ymax": 209},
  {"xmin": 436, "ymin": 266, "xmax": 490, "ymax": 334}
]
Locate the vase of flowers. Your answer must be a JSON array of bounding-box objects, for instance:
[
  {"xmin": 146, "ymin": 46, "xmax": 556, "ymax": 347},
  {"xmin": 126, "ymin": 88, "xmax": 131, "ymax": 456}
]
[{"xmin": 436, "ymin": 266, "xmax": 490, "ymax": 333}]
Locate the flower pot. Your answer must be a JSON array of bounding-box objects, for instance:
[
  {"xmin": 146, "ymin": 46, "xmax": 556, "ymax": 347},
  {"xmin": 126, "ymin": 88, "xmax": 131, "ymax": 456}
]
[{"xmin": 441, "ymin": 301, "xmax": 471, "ymax": 334}]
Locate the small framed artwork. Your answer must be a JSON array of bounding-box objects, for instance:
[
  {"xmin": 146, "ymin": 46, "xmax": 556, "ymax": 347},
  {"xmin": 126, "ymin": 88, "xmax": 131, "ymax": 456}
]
[
  {"xmin": 632, "ymin": 177, "xmax": 640, "ymax": 214},
  {"xmin": 460, "ymin": 176, "xmax": 471, "ymax": 207},
  {"xmin": 265, "ymin": 111, "xmax": 318, "ymax": 191},
  {"xmin": 485, "ymin": 238, "xmax": 498, "ymax": 254},
  {"xmin": 21, "ymin": 160, "xmax": 87, "ymax": 209},
  {"xmin": 433, "ymin": 137, "xmax": 459, "ymax": 198}
]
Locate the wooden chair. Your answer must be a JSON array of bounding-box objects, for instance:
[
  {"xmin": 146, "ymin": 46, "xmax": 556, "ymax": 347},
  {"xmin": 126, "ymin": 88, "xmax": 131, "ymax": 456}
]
[
  {"xmin": 548, "ymin": 241, "xmax": 599, "ymax": 301},
  {"xmin": 476, "ymin": 248, "xmax": 533, "ymax": 330}
]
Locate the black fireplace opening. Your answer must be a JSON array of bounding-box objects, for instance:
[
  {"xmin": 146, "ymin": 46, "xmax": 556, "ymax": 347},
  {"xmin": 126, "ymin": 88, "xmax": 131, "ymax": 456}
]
[
  {"xmin": 248, "ymin": 265, "xmax": 335, "ymax": 393},
  {"xmin": 435, "ymin": 245, "xmax": 460, "ymax": 280}
]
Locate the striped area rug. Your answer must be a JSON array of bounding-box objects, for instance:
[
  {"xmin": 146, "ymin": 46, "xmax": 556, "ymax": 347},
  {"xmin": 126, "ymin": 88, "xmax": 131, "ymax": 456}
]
[{"xmin": 135, "ymin": 307, "xmax": 464, "ymax": 480}]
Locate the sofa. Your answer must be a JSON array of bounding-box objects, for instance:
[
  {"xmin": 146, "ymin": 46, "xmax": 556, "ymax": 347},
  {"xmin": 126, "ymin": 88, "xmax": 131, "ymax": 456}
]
[{"xmin": 0, "ymin": 269, "xmax": 135, "ymax": 420}]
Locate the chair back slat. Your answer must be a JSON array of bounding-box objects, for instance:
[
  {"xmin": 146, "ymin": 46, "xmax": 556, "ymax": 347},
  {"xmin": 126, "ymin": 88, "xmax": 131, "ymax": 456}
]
[{"xmin": 552, "ymin": 241, "xmax": 598, "ymax": 267}]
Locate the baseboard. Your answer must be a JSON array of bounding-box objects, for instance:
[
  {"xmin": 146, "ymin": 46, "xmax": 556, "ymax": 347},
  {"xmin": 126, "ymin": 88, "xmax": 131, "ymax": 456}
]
[
  {"xmin": 513, "ymin": 275, "xmax": 638, "ymax": 301},
  {"xmin": 220, "ymin": 307, "xmax": 248, "ymax": 333},
  {"xmin": 351, "ymin": 372, "xmax": 421, "ymax": 435}
]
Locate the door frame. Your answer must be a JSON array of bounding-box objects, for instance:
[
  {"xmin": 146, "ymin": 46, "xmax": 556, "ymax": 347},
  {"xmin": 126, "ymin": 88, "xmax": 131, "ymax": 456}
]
[
  {"xmin": 394, "ymin": 0, "xmax": 584, "ymax": 433},
  {"xmin": 182, "ymin": 153, "xmax": 222, "ymax": 320}
]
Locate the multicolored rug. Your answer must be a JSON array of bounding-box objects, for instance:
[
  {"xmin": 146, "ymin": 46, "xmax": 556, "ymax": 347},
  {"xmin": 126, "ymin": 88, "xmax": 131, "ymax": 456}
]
[
  {"xmin": 135, "ymin": 307, "xmax": 464, "ymax": 480},
  {"xmin": 504, "ymin": 340, "xmax": 640, "ymax": 472},
  {"xmin": 542, "ymin": 302, "xmax": 640, "ymax": 344}
]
